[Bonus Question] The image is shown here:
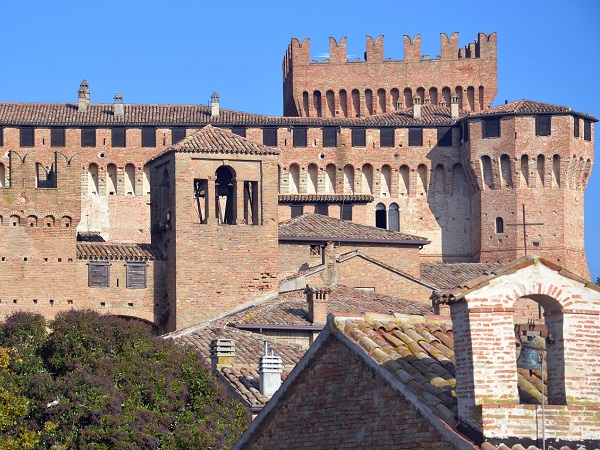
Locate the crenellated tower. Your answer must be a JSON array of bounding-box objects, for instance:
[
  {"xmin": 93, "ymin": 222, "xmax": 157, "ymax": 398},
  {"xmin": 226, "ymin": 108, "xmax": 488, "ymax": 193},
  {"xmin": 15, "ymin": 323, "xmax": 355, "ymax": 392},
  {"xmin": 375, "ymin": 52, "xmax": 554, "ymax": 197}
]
[
  {"xmin": 462, "ymin": 100, "xmax": 595, "ymax": 279},
  {"xmin": 282, "ymin": 32, "xmax": 497, "ymax": 117}
]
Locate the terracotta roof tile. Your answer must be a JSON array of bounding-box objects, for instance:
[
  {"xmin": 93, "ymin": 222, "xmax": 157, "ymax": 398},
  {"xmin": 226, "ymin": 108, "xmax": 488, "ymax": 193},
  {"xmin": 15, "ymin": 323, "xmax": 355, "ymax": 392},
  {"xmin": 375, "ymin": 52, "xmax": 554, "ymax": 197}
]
[
  {"xmin": 279, "ymin": 212, "xmax": 429, "ymax": 244},
  {"xmin": 278, "ymin": 194, "xmax": 374, "ymax": 203},
  {"xmin": 76, "ymin": 242, "xmax": 165, "ymax": 260},
  {"xmin": 421, "ymin": 262, "xmax": 502, "ymax": 290},
  {"xmin": 466, "ymin": 99, "xmax": 596, "ymax": 121}
]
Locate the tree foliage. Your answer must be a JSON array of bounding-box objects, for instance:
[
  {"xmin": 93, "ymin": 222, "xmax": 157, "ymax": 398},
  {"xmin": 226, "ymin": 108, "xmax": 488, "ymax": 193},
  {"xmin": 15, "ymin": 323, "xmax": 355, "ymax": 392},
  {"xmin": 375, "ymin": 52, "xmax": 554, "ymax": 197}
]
[{"xmin": 0, "ymin": 310, "xmax": 249, "ymax": 449}]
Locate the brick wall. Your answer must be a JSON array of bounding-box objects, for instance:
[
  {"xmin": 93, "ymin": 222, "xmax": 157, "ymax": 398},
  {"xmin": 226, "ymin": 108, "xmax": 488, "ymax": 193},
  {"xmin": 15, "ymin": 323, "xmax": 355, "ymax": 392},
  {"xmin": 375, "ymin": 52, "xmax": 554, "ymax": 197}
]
[{"xmin": 242, "ymin": 336, "xmax": 456, "ymax": 449}]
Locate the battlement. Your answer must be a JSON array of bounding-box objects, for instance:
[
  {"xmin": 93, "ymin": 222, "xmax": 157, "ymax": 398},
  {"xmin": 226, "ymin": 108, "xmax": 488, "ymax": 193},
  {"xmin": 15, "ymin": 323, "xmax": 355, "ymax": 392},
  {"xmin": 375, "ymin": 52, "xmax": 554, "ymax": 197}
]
[{"xmin": 283, "ymin": 32, "xmax": 498, "ymax": 116}]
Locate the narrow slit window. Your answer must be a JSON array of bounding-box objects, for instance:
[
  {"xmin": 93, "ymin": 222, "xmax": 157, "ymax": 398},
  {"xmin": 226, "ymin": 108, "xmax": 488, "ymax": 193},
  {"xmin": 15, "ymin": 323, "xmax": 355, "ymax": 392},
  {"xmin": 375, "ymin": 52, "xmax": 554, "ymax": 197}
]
[
  {"xmin": 495, "ymin": 217, "xmax": 504, "ymax": 234},
  {"xmin": 193, "ymin": 178, "xmax": 209, "ymax": 224},
  {"xmin": 574, "ymin": 118, "xmax": 580, "ymax": 138},
  {"xmin": 244, "ymin": 181, "xmax": 259, "ymax": 225}
]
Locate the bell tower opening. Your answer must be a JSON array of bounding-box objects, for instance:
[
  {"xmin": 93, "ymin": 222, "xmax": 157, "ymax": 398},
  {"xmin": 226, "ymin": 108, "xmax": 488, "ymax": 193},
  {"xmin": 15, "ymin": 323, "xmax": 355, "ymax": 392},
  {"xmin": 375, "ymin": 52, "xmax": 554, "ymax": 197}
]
[{"xmin": 215, "ymin": 165, "xmax": 236, "ymax": 225}]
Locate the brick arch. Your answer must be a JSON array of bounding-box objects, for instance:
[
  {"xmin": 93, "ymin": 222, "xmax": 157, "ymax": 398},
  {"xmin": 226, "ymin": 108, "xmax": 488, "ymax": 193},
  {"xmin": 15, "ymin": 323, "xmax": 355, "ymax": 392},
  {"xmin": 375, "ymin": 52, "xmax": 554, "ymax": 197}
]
[{"xmin": 105, "ymin": 307, "xmax": 155, "ymax": 325}]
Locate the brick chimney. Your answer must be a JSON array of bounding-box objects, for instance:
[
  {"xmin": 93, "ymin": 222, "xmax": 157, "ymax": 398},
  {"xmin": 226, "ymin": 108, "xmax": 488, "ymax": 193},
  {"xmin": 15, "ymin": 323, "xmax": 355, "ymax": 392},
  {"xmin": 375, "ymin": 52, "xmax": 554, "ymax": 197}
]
[
  {"xmin": 412, "ymin": 93, "xmax": 422, "ymax": 119},
  {"xmin": 113, "ymin": 93, "xmax": 124, "ymax": 118},
  {"xmin": 211, "ymin": 92, "xmax": 220, "ymax": 117},
  {"xmin": 304, "ymin": 284, "xmax": 330, "ymax": 325},
  {"xmin": 209, "ymin": 338, "xmax": 235, "ymax": 372},
  {"xmin": 321, "ymin": 241, "xmax": 338, "ymax": 285},
  {"xmin": 450, "ymin": 93, "xmax": 459, "ymax": 119},
  {"xmin": 78, "ymin": 80, "xmax": 90, "ymax": 112},
  {"xmin": 258, "ymin": 341, "xmax": 283, "ymax": 397}
]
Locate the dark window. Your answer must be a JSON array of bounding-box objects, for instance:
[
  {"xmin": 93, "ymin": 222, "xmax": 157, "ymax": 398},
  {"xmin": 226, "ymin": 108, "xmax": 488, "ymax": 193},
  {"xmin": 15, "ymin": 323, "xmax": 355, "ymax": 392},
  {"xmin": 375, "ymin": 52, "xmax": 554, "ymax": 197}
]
[
  {"xmin": 495, "ymin": 217, "xmax": 504, "ymax": 234},
  {"xmin": 323, "ymin": 127, "xmax": 337, "ymax": 147},
  {"xmin": 482, "ymin": 118, "xmax": 500, "ymax": 138},
  {"xmin": 36, "ymin": 163, "xmax": 56, "ymax": 189},
  {"xmin": 574, "ymin": 118, "xmax": 580, "ymax": 138},
  {"xmin": 112, "ymin": 127, "xmax": 126, "ymax": 147},
  {"xmin": 584, "ymin": 121, "xmax": 591, "ymax": 141},
  {"xmin": 0, "ymin": 127, "xmax": 3, "ymax": 146},
  {"xmin": 351, "ymin": 128, "xmax": 366, "ymax": 147},
  {"xmin": 340, "ymin": 204, "xmax": 353, "ymax": 221},
  {"xmin": 232, "ymin": 126, "xmax": 246, "ymax": 138},
  {"xmin": 126, "ymin": 263, "xmax": 147, "ymax": 288},
  {"xmin": 437, "ymin": 127, "xmax": 452, "ymax": 146},
  {"xmin": 315, "ymin": 203, "xmax": 328, "ymax": 215},
  {"xmin": 88, "ymin": 262, "xmax": 109, "ymax": 287},
  {"xmin": 535, "ymin": 116, "xmax": 551, "ymax": 136},
  {"xmin": 263, "ymin": 127, "xmax": 278, "ymax": 146},
  {"xmin": 291, "ymin": 204, "xmax": 304, "ymax": 218},
  {"xmin": 293, "ymin": 127, "xmax": 307, "ymax": 147},
  {"xmin": 172, "ymin": 127, "xmax": 186, "ymax": 144},
  {"xmin": 81, "ymin": 128, "xmax": 96, "ymax": 147},
  {"xmin": 408, "ymin": 128, "xmax": 423, "ymax": 146},
  {"xmin": 193, "ymin": 179, "xmax": 209, "ymax": 224},
  {"xmin": 51, "ymin": 128, "xmax": 65, "ymax": 147},
  {"xmin": 20, "ymin": 127, "xmax": 34, "ymax": 147},
  {"xmin": 244, "ymin": 181, "xmax": 259, "ymax": 225},
  {"xmin": 380, "ymin": 128, "xmax": 395, "ymax": 147},
  {"xmin": 462, "ymin": 122, "xmax": 470, "ymax": 142},
  {"xmin": 142, "ymin": 127, "xmax": 156, "ymax": 147},
  {"xmin": 375, "ymin": 203, "xmax": 386, "ymax": 229}
]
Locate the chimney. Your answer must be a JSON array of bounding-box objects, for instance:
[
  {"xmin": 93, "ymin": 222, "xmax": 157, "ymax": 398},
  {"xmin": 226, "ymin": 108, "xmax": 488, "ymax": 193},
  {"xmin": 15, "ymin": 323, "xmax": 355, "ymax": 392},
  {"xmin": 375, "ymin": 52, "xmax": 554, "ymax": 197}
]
[
  {"xmin": 394, "ymin": 98, "xmax": 403, "ymax": 111},
  {"xmin": 439, "ymin": 97, "xmax": 447, "ymax": 107},
  {"xmin": 211, "ymin": 92, "xmax": 220, "ymax": 117},
  {"xmin": 450, "ymin": 93, "xmax": 459, "ymax": 119},
  {"xmin": 258, "ymin": 341, "xmax": 283, "ymax": 397},
  {"xmin": 209, "ymin": 338, "xmax": 235, "ymax": 372},
  {"xmin": 304, "ymin": 284, "xmax": 331, "ymax": 325},
  {"xmin": 78, "ymin": 80, "xmax": 90, "ymax": 112},
  {"xmin": 321, "ymin": 241, "xmax": 338, "ymax": 285},
  {"xmin": 113, "ymin": 93, "xmax": 124, "ymax": 118},
  {"xmin": 412, "ymin": 94, "xmax": 422, "ymax": 119}
]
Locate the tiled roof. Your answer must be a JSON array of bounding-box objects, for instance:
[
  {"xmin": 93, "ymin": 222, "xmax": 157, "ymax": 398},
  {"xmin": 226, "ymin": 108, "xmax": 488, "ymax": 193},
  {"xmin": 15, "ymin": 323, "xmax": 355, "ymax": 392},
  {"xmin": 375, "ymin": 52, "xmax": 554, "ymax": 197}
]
[
  {"xmin": 433, "ymin": 256, "xmax": 600, "ymax": 304},
  {"xmin": 76, "ymin": 232, "xmax": 106, "ymax": 243},
  {"xmin": 466, "ymin": 99, "xmax": 596, "ymax": 121},
  {"xmin": 278, "ymin": 194, "xmax": 374, "ymax": 203},
  {"xmin": 334, "ymin": 313, "xmax": 555, "ymax": 450},
  {"xmin": 76, "ymin": 242, "xmax": 165, "ymax": 260},
  {"xmin": 278, "ymin": 212, "xmax": 429, "ymax": 244},
  {"xmin": 167, "ymin": 325, "xmax": 304, "ymax": 407},
  {"xmin": 358, "ymin": 104, "xmax": 468, "ymax": 125},
  {"xmin": 217, "ymin": 286, "xmax": 433, "ymax": 328},
  {"xmin": 420, "ymin": 262, "xmax": 502, "ymax": 290},
  {"xmin": 151, "ymin": 125, "xmax": 279, "ymax": 161}
]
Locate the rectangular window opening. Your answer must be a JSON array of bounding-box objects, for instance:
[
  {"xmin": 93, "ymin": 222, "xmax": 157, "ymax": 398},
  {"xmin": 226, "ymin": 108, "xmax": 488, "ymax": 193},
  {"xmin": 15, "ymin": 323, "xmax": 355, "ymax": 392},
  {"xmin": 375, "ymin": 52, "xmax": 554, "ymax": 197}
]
[
  {"xmin": 193, "ymin": 179, "xmax": 209, "ymax": 224},
  {"xmin": 437, "ymin": 127, "xmax": 453, "ymax": 146},
  {"xmin": 293, "ymin": 127, "xmax": 307, "ymax": 147},
  {"xmin": 535, "ymin": 116, "xmax": 551, "ymax": 136},
  {"xmin": 323, "ymin": 127, "xmax": 337, "ymax": 147},
  {"xmin": 244, "ymin": 181, "xmax": 259, "ymax": 225},
  {"xmin": 351, "ymin": 128, "xmax": 366, "ymax": 147},
  {"xmin": 263, "ymin": 127, "xmax": 278, "ymax": 146},
  {"xmin": 126, "ymin": 263, "xmax": 147, "ymax": 289},
  {"xmin": 172, "ymin": 127, "xmax": 186, "ymax": 144},
  {"xmin": 81, "ymin": 128, "xmax": 96, "ymax": 147},
  {"xmin": 340, "ymin": 204, "xmax": 353, "ymax": 221},
  {"xmin": 482, "ymin": 118, "xmax": 500, "ymax": 138},
  {"xmin": 231, "ymin": 126, "xmax": 246, "ymax": 138},
  {"xmin": 88, "ymin": 262, "xmax": 110, "ymax": 287},
  {"xmin": 380, "ymin": 128, "xmax": 395, "ymax": 147},
  {"xmin": 584, "ymin": 120, "xmax": 592, "ymax": 141},
  {"xmin": 51, "ymin": 128, "xmax": 65, "ymax": 147},
  {"xmin": 142, "ymin": 127, "xmax": 156, "ymax": 147},
  {"xmin": 315, "ymin": 203, "xmax": 328, "ymax": 215},
  {"xmin": 574, "ymin": 118, "xmax": 580, "ymax": 138},
  {"xmin": 408, "ymin": 128, "xmax": 423, "ymax": 146},
  {"xmin": 291, "ymin": 204, "xmax": 304, "ymax": 218},
  {"xmin": 20, "ymin": 127, "xmax": 35, "ymax": 147},
  {"xmin": 112, "ymin": 127, "xmax": 126, "ymax": 147}
]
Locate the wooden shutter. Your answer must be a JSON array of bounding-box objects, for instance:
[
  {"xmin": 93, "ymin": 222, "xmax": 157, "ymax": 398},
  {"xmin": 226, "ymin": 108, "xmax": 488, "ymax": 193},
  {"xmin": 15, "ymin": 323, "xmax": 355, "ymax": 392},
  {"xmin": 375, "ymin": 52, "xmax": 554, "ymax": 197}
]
[
  {"xmin": 584, "ymin": 121, "xmax": 591, "ymax": 141},
  {"xmin": 351, "ymin": 128, "xmax": 366, "ymax": 147},
  {"xmin": 535, "ymin": 116, "xmax": 551, "ymax": 136},
  {"xmin": 437, "ymin": 127, "xmax": 452, "ymax": 146},
  {"xmin": 380, "ymin": 128, "xmax": 394, "ymax": 147},
  {"xmin": 574, "ymin": 118, "xmax": 580, "ymax": 138},
  {"xmin": 340, "ymin": 204, "xmax": 353, "ymax": 221},
  {"xmin": 0, "ymin": 127, "xmax": 3, "ymax": 146},
  {"xmin": 482, "ymin": 118, "xmax": 500, "ymax": 138},
  {"xmin": 82, "ymin": 128, "xmax": 96, "ymax": 147},
  {"xmin": 232, "ymin": 126, "xmax": 246, "ymax": 137},
  {"xmin": 291, "ymin": 204, "xmax": 304, "ymax": 218},
  {"xmin": 142, "ymin": 127, "xmax": 156, "ymax": 147},
  {"xmin": 172, "ymin": 127, "xmax": 186, "ymax": 144},
  {"xmin": 323, "ymin": 127, "xmax": 337, "ymax": 147},
  {"xmin": 126, "ymin": 263, "xmax": 147, "ymax": 288},
  {"xmin": 112, "ymin": 127, "xmax": 126, "ymax": 147},
  {"xmin": 20, "ymin": 127, "xmax": 34, "ymax": 147},
  {"xmin": 293, "ymin": 127, "xmax": 307, "ymax": 147},
  {"xmin": 51, "ymin": 128, "xmax": 65, "ymax": 147},
  {"xmin": 408, "ymin": 128, "xmax": 423, "ymax": 146},
  {"xmin": 263, "ymin": 127, "xmax": 277, "ymax": 146},
  {"xmin": 88, "ymin": 262, "xmax": 109, "ymax": 287}
]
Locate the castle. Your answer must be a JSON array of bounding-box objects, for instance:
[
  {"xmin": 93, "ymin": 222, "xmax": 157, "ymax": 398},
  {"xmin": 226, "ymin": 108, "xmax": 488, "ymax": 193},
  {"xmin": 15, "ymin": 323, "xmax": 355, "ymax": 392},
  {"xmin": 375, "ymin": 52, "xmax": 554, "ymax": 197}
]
[{"xmin": 0, "ymin": 32, "xmax": 595, "ymax": 332}]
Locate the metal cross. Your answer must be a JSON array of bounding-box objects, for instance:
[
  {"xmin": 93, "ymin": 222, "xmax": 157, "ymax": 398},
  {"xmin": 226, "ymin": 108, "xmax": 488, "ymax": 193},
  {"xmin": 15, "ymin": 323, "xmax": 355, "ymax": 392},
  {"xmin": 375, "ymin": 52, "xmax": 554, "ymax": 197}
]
[{"xmin": 506, "ymin": 204, "xmax": 544, "ymax": 257}]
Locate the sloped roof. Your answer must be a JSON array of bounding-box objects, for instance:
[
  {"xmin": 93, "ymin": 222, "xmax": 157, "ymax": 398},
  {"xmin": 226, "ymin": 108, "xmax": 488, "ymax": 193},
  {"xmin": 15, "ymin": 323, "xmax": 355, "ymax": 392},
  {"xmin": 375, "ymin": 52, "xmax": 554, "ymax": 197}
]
[
  {"xmin": 420, "ymin": 262, "xmax": 502, "ymax": 290},
  {"xmin": 217, "ymin": 285, "xmax": 433, "ymax": 328},
  {"xmin": 76, "ymin": 242, "xmax": 165, "ymax": 260},
  {"xmin": 278, "ymin": 194, "xmax": 373, "ymax": 203},
  {"xmin": 278, "ymin": 213, "xmax": 429, "ymax": 244},
  {"xmin": 466, "ymin": 99, "xmax": 596, "ymax": 121}
]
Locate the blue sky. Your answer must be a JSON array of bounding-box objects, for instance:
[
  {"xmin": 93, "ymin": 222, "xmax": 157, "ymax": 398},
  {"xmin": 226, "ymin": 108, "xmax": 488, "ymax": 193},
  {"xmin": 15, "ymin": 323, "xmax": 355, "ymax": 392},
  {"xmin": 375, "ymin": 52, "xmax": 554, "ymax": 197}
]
[{"xmin": 1, "ymin": 0, "xmax": 599, "ymax": 278}]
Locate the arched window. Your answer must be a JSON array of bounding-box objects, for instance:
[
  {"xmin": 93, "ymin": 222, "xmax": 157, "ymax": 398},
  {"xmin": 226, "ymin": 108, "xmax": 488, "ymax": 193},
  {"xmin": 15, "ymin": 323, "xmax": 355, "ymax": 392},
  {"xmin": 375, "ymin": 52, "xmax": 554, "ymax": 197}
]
[
  {"xmin": 442, "ymin": 87, "xmax": 451, "ymax": 106},
  {"xmin": 467, "ymin": 86, "xmax": 475, "ymax": 111},
  {"xmin": 326, "ymin": 90, "xmax": 335, "ymax": 117},
  {"xmin": 27, "ymin": 215, "xmax": 37, "ymax": 227},
  {"xmin": 325, "ymin": 164, "xmax": 336, "ymax": 193},
  {"xmin": 537, "ymin": 154, "xmax": 545, "ymax": 186},
  {"xmin": 44, "ymin": 215, "xmax": 54, "ymax": 227},
  {"xmin": 388, "ymin": 203, "xmax": 399, "ymax": 231},
  {"xmin": 215, "ymin": 166, "xmax": 236, "ymax": 225},
  {"xmin": 380, "ymin": 165, "xmax": 391, "ymax": 197},
  {"xmin": 142, "ymin": 164, "xmax": 151, "ymax": 195},
  {"xmin": 403, "ymin": 88, "xmax": 413, "ymax": 108},
  {"xmin": 377, "ymin": 89, "xmax": 386, "ymax": 113},
  {"xmin": 351, "ymin": 89, "xmax": 360, "ymax": 117},
  {"xmin": 429, "ymin": 87, "xmax": 438, "ymax": 105},
  {"xmin": 520, "ymin": 155, "xmax": 530, "ymax": 188},
  {"xmin": 88, "ymin": 163, "xmax": 99, "ymax": 195},
  {"xmin": 480, "ymin": 155, "xmax": 494, "ymax": 189},
  {"xmin": 455, "ymin": 86, "xmax": 464, "ymax": 109},
  {"xmin": 416, "ymin": 87, "xmax": 425, "ymax": 103},
  {"xmin": 361, "ymin": 164, "xmax": 373, "ymax": 195},
  {"xmin": 61, "ymin": 216, "xmax": 72, "ymax": 228},
  {"xmin": 399, "ymin": 165, "xmax": 410, "ymax": 196},
  {"xmin": 500, "ymin": 154, "xmax": 512, "ymax": 188},
  {"xmin": 313, "ymin": 91, "xmax": 322, "ymax": 117},
  {"xmin": 125, "ymin": 164, "xmax": 136, "ymax": 195},
  {"xmin": 288, "ymin": 164, "xmax": 300, "ymax": 194},
  {"xmin": 339, "ymin": 90, "xmax": 348, "ymax": 117},
  {"xmin": 302, "ymin": 91, "xmax": 309, "ymax": 117},
  {"xmin": 390, "ymin": 88, "xmax": 400, "ymax": 110},
  {"xmin": 307, "ymin": 164, "xmax": 318, "ymax": 194},
  {"xmin": 375, "ymin": 203, "xmax": 386, "ymax": 229},
  {"xmin": 495, "ymin": 217, "xmax": 504, "ymax": 233},
  {"xmin": 365, "ymin": 89, "xmax": 373, "ymax": 115},
  {"xmin": 479, "ymin": 86, "xmax": 485, "ymax": 110},
  {"xmin": 107, "ymin": 163, "xmax": 118, "ymax": 195},
  {"xmin": 417, "ymin": 164, "xmax": 428, "ymax": 195},
  {"xmin": 10, "ymin": 215, "xmax": 20, "ymax": 227},
  {"xmin": 452, "ymin": 163, "xmax": 467, "ymax": 196},
  {"xmin": 552, "ymin": 155, "xmax": 560, "ymax": 187},
  {"xmin": 343, "ymin": 164, "xmax": 354, "ymax": 194},
  {"xmin": 433, "ymin": 164, "xmax": 445, "ymax": 195},
  {"xmin": 0, "ymin": 163, "xmax": 5, "ymax": 187}
]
